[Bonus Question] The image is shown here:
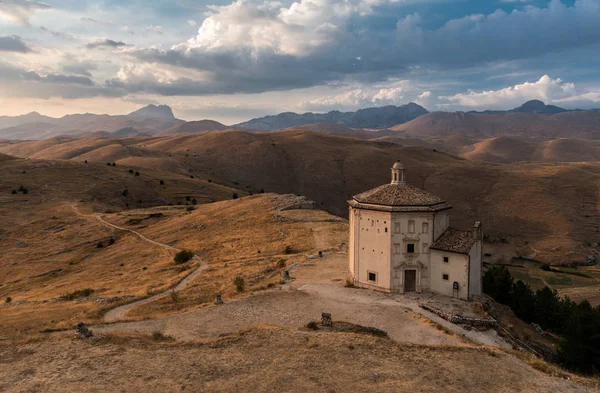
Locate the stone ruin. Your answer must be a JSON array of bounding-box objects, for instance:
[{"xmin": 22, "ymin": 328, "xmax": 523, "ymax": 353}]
[
  {"xmin": 214, "ymin": 294, "xmax": 223, "ymax": 305},
  {"xmin": 321, "ymin": 312, "xmax": 332, "ymax": 327},
  {"xmin": 75, "ymin": 322, "xmax": 93, "ymax": 339}
]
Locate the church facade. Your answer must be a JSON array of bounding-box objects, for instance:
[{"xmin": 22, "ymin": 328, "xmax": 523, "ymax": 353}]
[{"xmin": 348, "ymin": 161, "xmax": 482, "ymax": 300}]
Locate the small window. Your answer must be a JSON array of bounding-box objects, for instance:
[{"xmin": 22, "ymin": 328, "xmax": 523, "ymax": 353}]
[
  {"xmin": 443, "ymin": 256, "xmax": 449, "ymax": 263},
  {"xmin": 422, "ymin": 222, "xmax": 429, "ymax": 234},
  {"xmin": 442, "ymin": 274, "xmax": 449, "ymax": 281},
  {"xmin": 394, "ymin": 223, "xmax": 401, "ymax": 234},
  {"xmin": 384, "ymin": 227, "xmax": 388, "ymax": 233},
  {"xmin": 407, "ymin": 244, "xmax": 415, "ymax": 253},
  {"xmin": 408, "ymin": 220, "xmax": 415, "ymax": 233},
  {"xmin": 368, "ymin": 272, "xmax": 377, "ymax": 282}
]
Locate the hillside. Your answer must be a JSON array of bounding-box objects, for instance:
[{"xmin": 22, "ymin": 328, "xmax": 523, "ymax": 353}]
[
  {"xmin": 161, "ymin": 120, "xmax": 230, "ymax": 135},
  {"xmin": 235, "ymin": 103, "xmax": 428, "ymax": 130},
  {"xmin": 392, "ymin": 110, "xmax": 600, "ymax": 140},
  {"xmin": 0, "ymin": 130, "xmax": 598, "ymax": 263}
]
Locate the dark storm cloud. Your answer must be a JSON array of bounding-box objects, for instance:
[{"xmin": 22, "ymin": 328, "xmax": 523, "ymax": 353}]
[
  {"xmin": 0, "ymin": 35, "xmax": 31, "ymax": 52},
  {"xmin": 113, "ymin": 0, "xmax": 600, "ymax": 96},
  {"xmin": 0, "ymin": 62, "xmax": 124, "ymax": 98},
  {"xmin": 86, "ymin": 39, "xmax": 127, "ymax": 49}
]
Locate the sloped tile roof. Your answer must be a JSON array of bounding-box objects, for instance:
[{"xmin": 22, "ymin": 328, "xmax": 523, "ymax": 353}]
[
  {"xmin": 430, "ymin": 228, "xmax": 475, "ymax": 255},
  {"xmin": 351, "ymin": 183, "xmax": 449, "ymax": 210}
]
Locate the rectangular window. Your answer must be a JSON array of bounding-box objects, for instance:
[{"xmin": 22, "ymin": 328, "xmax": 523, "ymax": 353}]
[
  {"xmin": 422, "ymin": 222, "xmax": 429, "ymax": 234},
  {"xmin": 422, "ymin": 243, "xmax": 429, "ymax": 254},
  {"xmin": 443, "ymin": 256, "xmax": 449, "ymax": 263},
  {"xmin": 407, "ymin": 244, "xmax": 415, "ymax": 253},
  {"xmin": 408, "ymin": 220, "xmax": 415, "ymax": 233},
  {"xmin": 384, "ymin": 227, "xmax": 388, "ymax": 233},
  {"xmin": 368, "ymin": 272, "xmax": 377, "ymax": 282},
  {"xmin": 394, "ymin": 244, "xmax": 401, "ymax": 254},
  {"xmin": 394, "ymin": 223, "xmax": 401, "ymax": 234},
  {"xmin": 442, "ymin": 274, "xmax": 449, "ymax": 281}
]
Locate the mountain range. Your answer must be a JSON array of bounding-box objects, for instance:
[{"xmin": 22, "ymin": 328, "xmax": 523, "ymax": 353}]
[
  {"xmin": 1, "ymin": 100, "xmax": 599, "ymax": 142},
  {"xmin": 234, "ymin": 102, "xmax": 429, "ymax": 130}
]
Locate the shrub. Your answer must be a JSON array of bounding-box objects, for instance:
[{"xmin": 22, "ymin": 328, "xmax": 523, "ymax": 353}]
[
  {"xmin": 186, "ymin": 206, "xmax": 195, "ymax": 212},
  {"xmin": 277, "ymin": 259, "xmax": 286, "ymax": 268},
  {"xmin": 170, "ymin": 290, "xmax": 179, "ymax": 303},
  {"xmin": 260, "ymin": 188, "xmax": 265, "ymax": 193},
  {"xmin": 174, "ymin": 249, "xmax": 194, "ymax": 264},
  {"xmin": 122, "ymin": 189, "xmax": 128, "ymax": 197},
  {"xmin": 185, "ymin": 196, "xmax": 191, "ymax": 201},
  {"xmin": 62, "ymin": 288, "xmax": 94, "ymax": 300},
  {"xmin": 151, "ymin": 331, "xmax": 173, "ymax": 341},
  {"xmin": 106, "ymin": 162, "xmax": 112, "ymax": 166},
  {"xmin": 541, "ymin": 264, "xmax": 552, "ymax": 271},
  {"xmin": 128, "ymin": 169, "xmax": 134, "ymax": 174},
  {"xmin": 160, "ymin": 180, "xmax": 164, "ymax": 185},
  {"xmin": 135, "ymin": 171, "xmax": 140, "ymax": 176},
  {"xmin": 190, "ymin": 175, "xmax": 194, "ymax": 179},
  {"xmin": 306, "ymin": 321, "xmax": 319, "ymax": 330},
  {"xmin": 22, "ymin": 188, "xmax": 28, "ymax": 194},
  {"xmin": 112, "ymin": 162, "xmax": 116, "ymax": 167},
  {"xmin": 5, "ymin": 297, "xmax": 12, "ymax": 303},
  {"xmin": 284, "ymin": 245, "xmax": 294, "ymax": 254},
  {"xmin": 84, "ymin": 160, "xmax": 88, "ymax": 163},
  {"xmin": 11, "ymin": 189, "xmax": 16, "ymax": 194},
  {"xmin": 234, "ymin": 275, "xmax": 245, "ymax": 292},
  {"xmin": 18, "ymin": 185, "xmax": 24, "ymax": 192},
  {"xmin": 232, "ymin": 193, "xmax": 238, "ymax": 199},
  {"xmin": 109, "ymin": 237, "xmax": 115, "ymax": 245},
  {"xmin": 96, "ymin": 241, "xmax": 104, "ymax": 248},
  {"xmin": 192, "ymin": 198, "xmax": 197, "ymax": 205}
]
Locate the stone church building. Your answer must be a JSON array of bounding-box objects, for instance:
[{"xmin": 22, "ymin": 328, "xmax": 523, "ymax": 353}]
[{"xmin": 348, "ymin": 161, "xmax": 482, "ymax": 300}]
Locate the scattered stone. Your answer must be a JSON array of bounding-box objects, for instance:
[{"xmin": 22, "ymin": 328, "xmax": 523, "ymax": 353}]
[
  {"xmin": 75, "ymin": 322, "xmax": 93, "ymax": 339},
  {"xmin": 321, "ymin": 312, "xmax": 332, "ymax": 327},
  {"xmin": 531, "ymin": 323, "xmax": 543, "ymax": 334},
  {"xmin": 214, "ymin": 294, "xmax": 223, "ymax": 305}
]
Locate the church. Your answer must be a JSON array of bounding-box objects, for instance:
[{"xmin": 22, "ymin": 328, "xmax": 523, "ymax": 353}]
[{"xmin": 347, "ymin": 161, "xmax": 482, "ymax": 300}]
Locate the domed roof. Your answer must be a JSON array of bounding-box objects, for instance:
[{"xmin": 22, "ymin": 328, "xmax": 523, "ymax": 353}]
[{"xmin": 348, "ymin": 161, "xmax": 451, "ymax": 212}]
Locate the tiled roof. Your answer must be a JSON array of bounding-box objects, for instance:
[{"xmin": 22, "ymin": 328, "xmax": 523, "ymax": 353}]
[
  {"xmin": 430, "ymin": 228, "xmax": 476, "ymax": 255},
  {"xmin": 351, "ymin": 183, "xmax": 449, "ymax": 210}
]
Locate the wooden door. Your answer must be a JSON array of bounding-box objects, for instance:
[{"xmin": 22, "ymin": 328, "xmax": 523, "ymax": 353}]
[{"xmin": 404, "ymin": 270, "xmax": 416, "ymax": 292}]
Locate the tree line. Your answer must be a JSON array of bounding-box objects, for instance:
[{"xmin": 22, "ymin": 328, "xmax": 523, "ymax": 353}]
[{"xmin": 484, "ymin": 265, "xmax": 600, "ymax": 375}]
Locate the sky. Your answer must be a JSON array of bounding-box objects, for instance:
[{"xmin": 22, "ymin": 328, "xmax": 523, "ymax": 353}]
[{"xmin": 1, "ymin": 0, "xmax": 600, "ymax": 124}]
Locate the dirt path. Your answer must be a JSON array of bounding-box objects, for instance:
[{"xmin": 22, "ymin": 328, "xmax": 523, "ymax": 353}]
[{"xmin": 70, "ymin": 204, "xmax": 206, "ymax": 322}]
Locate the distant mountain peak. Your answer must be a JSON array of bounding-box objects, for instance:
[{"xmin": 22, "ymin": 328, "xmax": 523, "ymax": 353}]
[
  {"xmin": 510, "ymin": 100, "xmax": 567, "ymax": 114},
  {"xmin": 128, "ymin": 104, "xmax": 175, "ymax": 120}
]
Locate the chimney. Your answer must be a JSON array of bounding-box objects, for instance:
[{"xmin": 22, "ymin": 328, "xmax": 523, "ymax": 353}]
[{"xmin": 473, "ymin": 221, "xmax": 482, "ymax": 241}]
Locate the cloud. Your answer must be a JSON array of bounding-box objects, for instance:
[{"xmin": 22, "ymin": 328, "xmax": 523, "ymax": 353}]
[
  {"xmin": 109, "ymin": 0, "xmax": 600, "ymax": 97},
  {"xmin": 296, "ymin": 80, "xmax": 420, "ymax": 111},
  {"xmin": 187, "ymin": 19, "xmax": 196, "ymax": 26},
  {"xmin": 0, "ymin": 61, "xmax": 122, "ymax": 99},
  {"xmin": 80, "ymin": 16, "xmax": 113, "ymax": 26},
  {"xmin": 0, "ymin": 35, "xmax": 31, "ymax": 53},
  {"xmin": 0, "ymin": 0, "xmax": 50, "ymax": 26},
  {"xmin": 86, "ymin": 39, "xmax": 128, "ymax": 49},
  {"xmin": 440, "ymin": 75, "xmax": 600, "ymax": 110}
]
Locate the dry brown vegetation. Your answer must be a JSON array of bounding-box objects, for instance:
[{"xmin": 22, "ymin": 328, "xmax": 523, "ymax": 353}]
[{"xmin": 1, "ymin": 326, "xmax": 597, "ymax": 393}]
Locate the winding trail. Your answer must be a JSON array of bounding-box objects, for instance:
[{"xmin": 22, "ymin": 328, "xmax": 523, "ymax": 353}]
[{"xmin": 70, "ymin": 204, "xmax": 207, "ymax": 322}]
